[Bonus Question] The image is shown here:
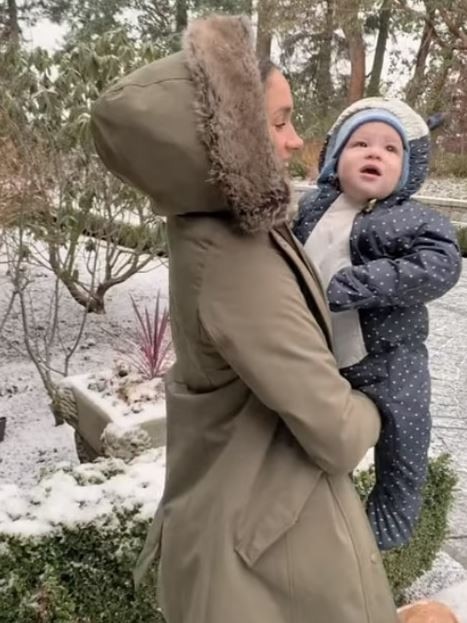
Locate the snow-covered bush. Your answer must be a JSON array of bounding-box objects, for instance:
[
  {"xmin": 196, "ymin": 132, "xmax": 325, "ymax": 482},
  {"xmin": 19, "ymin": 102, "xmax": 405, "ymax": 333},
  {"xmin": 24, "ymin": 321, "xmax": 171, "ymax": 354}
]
[
  {"xmin": 354, "ymin": 454, "xmax": 457, "ymax": 604},
  {"xmin": 0, "ymin": 452, "xmax": 456, "ymax": 620}
]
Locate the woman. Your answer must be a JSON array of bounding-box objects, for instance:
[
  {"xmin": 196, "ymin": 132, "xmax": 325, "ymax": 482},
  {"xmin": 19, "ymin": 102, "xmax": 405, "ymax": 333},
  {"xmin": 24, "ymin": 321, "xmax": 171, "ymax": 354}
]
[{"xmin": 91, "ymin": 14, "xmax": 398, "ymax": 623}]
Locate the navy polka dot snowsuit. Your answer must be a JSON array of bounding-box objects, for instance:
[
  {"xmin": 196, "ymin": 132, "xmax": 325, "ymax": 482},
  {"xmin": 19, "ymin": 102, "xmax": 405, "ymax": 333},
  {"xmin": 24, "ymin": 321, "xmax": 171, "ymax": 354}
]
[{"xmin": 294, "ymin": 99, "xmax": 462, "ymax": 550}]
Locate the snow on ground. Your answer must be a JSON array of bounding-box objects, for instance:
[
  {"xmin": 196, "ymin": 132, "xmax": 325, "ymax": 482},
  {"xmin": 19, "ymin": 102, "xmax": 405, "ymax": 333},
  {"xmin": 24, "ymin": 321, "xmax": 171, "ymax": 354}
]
[
  {"xmin": 0, "ymin": 448, "xmax": 166, "ymax": 535},
  {"xmin": 0, "ymin": 242, "xmax": 168, "ymax": 488}
]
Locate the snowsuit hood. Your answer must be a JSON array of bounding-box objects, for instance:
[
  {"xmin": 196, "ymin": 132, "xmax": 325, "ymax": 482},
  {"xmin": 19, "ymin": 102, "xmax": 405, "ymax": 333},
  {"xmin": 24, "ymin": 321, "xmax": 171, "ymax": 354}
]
[{"xmin": 318, "ymin": 97, "xmax": 430, "ymax": 202}]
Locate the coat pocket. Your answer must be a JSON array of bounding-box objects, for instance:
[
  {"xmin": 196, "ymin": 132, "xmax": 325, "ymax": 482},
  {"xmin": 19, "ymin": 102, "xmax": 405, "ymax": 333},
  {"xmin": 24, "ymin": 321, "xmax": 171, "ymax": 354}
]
[{"xmin": 234, "ymin": 451, "xmax": 322, "ymax": 567}]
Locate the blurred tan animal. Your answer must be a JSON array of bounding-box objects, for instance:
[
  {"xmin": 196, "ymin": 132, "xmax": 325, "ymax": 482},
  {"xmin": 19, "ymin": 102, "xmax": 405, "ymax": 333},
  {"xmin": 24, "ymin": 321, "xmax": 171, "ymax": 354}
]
[{"xmin": 398, "ymin": 600, "xmax": 460, "ymax": 623}]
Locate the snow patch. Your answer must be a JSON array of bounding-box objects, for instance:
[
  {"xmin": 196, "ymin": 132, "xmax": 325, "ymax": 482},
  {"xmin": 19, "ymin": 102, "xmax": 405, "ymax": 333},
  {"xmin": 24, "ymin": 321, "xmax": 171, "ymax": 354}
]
[{"xmin": 0, "ymin": 449, "xmax": 166, "ymax": 538}]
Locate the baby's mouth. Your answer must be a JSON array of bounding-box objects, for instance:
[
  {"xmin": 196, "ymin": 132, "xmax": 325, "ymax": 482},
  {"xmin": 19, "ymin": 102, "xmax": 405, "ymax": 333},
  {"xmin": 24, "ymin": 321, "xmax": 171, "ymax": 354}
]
[{"xmin": 360, "ymin": 164, "xmax": 382, "ymax": 177}]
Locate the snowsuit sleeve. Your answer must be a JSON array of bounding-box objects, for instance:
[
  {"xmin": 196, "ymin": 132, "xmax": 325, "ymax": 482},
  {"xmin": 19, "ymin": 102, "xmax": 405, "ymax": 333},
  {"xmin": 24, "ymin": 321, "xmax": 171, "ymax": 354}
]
[
  {"xmin": 327, "ymin": 207, "xmax": 462, "ymax": 312},
  {"xmin": 293, "ymin": 188, "xmax": 322, "ymax": 244}
]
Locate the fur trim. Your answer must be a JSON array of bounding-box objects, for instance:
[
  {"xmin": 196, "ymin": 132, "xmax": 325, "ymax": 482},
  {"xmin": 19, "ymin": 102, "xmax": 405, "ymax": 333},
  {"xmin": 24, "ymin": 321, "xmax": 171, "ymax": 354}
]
[{"xmin": 182, "ymin": 15, "xmax": 290, "ymax": 234}]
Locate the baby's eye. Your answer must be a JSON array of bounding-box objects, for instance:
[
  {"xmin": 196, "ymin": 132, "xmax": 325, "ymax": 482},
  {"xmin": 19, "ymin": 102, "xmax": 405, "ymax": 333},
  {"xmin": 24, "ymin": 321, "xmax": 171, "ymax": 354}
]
[
  {"xmin": 274, "ymin": 122, "xmax": 286, "ymax": 130},
  {"xmin": 386, "ymin": 144, "xmax": 399, "ymax": 153},
  {"xmin": 352, "ymin": 140, "xmax": 367, "ymax": 148}
]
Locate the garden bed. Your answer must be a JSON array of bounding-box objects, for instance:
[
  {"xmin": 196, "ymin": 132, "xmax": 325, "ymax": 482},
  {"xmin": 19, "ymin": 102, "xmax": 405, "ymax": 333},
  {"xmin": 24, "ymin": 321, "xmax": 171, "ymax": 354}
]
[{"xmin": 0, "ymin": 451, "xmax": 457, "ymax": 620}]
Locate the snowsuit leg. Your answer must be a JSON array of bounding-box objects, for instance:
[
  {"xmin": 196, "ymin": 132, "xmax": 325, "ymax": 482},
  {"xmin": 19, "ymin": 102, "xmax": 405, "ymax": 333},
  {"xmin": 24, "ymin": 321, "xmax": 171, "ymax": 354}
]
[{"xmin": 343, "ymin": 344, "xmax": 431, "ymax": 550}]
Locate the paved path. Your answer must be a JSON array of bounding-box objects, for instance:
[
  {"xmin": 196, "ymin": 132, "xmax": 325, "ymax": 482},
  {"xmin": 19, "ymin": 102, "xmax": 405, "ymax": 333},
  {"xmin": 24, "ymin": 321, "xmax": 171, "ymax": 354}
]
[
  {"xmin": 432, "ymin": 580, "xmax": 467, "ymax": 622},
  {"xmin": 428, "ymin": 260, "xmax": 467, "ymax": 571}
]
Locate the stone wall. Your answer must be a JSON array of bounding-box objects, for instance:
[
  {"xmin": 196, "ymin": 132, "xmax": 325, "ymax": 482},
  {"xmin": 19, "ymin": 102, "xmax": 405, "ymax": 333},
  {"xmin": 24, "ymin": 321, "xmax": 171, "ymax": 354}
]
[{"xmin": 292, "ymin": 182, "xmax": 467, "ymax": 225}]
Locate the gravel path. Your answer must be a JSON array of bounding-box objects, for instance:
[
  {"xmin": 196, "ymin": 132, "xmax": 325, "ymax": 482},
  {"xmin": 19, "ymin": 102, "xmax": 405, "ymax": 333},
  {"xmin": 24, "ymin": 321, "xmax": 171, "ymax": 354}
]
[{"xmin": 421, "ymin": 177, "xmax": 467, "ymax": 199}]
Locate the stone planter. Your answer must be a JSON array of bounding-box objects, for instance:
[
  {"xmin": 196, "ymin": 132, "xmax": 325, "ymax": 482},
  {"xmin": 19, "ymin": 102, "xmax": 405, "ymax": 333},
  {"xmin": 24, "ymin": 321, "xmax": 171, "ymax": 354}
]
[
  {"xmin": 56, "ymin": 370, "xmax": 166, "ymax": 462},
  {"xmin": 56, "ymin": 366, "xmax": 375, "ymax": 469}
]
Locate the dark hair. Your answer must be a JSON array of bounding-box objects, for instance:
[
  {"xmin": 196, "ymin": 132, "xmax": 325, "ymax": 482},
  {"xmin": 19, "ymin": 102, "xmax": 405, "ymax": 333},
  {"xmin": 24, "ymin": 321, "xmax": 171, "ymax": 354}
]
[{"xmin": 258, "ymin": 58, "xmax": 279, "ymax": 84}]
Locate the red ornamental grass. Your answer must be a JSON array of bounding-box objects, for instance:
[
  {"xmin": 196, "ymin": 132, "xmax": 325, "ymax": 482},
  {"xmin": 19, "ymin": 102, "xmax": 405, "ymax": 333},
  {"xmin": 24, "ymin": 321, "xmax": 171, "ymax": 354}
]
[{"xmin": 129, "ymin": 292, "xmax": 172, "ymax": 380}]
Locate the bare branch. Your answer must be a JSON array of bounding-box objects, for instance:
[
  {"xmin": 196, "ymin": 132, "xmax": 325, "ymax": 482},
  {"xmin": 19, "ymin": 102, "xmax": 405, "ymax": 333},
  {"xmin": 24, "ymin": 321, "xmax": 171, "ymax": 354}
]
[{"xmin": 438, "ymin": 7, "xmax": 467, "ymax": 50}]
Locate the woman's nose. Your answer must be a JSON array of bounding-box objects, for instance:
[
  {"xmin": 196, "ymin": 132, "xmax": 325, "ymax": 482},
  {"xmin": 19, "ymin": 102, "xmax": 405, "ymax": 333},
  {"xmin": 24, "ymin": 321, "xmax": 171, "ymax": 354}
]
[{"xmin": 288, "ymin": 127, "xmax": 304, "ymax": 152}]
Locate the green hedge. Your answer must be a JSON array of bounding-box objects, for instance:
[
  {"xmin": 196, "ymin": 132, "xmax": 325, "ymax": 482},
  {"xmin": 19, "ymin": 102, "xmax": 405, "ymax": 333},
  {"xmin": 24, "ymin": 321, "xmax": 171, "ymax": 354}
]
[
  {"xmin": 78, "ymin": 210, "xmax": 168, "ymax": 257},
  {"xmin": 354, "ymin": 454, "xmax": 457, "ymax": 605},
  {"xmin": 430, "ymin": 152, "xmax": 467, "ymax": 178},
  {"xmin": 456, "ymin": 225, "xmax": 467, "ymax": 257},
  {"xmin": 0, "ymin": 521, "xmax": 162, "ymax": 623},
  {"xmin": 0, "ymin": 451, "xmax": 166, "ymax": 623},
  {"xmin": 6, "ymin": 206, "xmax": 169, "ymax": 257},
  {"xmin": 0, "ymin": 453, "xmax": 456, "ymax": 621}
]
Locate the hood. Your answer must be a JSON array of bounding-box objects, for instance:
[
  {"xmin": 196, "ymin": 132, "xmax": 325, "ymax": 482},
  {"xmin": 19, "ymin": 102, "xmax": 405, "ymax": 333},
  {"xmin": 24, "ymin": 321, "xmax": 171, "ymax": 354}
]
[
  {"xmin": 317, "ymin": 97, "xmax": 430, "ymax": 201},
  {"xmin": 91, "ymin": 15, "xmax": 289, "ymax": 234}
]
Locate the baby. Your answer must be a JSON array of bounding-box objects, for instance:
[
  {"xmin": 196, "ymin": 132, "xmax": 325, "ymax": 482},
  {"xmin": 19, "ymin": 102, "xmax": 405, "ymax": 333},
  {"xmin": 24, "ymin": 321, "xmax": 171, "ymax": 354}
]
[{"xmin": 294, "ymin": 97, "xmax": 462, "ymax": 550}]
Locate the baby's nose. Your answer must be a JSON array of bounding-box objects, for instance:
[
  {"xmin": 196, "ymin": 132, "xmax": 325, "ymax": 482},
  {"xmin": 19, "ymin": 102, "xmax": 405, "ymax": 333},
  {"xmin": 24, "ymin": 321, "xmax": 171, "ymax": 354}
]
[{"xmin": 367, "ymin": 148, "xmax": 382, "ymax": 159}]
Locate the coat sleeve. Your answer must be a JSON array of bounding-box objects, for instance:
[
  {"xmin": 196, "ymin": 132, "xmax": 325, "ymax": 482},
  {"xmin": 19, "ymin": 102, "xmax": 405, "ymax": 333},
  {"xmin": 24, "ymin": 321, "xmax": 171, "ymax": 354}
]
[
  {"xmin": 199, "ymin": 237, "xmax": 381, "ymax": 475},
  {"xmin": 327, "ymin": 210, "xmax": 462, "ymax": 312}
]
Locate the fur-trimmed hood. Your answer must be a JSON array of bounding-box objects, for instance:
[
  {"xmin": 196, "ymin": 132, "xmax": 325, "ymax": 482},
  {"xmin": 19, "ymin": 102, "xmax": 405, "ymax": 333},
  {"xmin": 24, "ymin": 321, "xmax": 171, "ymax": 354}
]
[
  {"xmin": 318, "ymin": 97, "xmax": 430, "ymax": 202},
  {"xmin": 91, "ymin": 15, "xmax": 289, "ymax": 233}
]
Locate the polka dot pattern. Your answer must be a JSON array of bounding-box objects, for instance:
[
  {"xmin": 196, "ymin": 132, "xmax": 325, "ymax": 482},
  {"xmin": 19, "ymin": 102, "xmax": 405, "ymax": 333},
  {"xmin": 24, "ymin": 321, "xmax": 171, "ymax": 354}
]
[
  {"xmin": 343, "ymin": 345, "xmax": 431, "ymax": 550},
  {"xmin": 293, "ymin": 141, "xmax": 462, "ymax": 550}
]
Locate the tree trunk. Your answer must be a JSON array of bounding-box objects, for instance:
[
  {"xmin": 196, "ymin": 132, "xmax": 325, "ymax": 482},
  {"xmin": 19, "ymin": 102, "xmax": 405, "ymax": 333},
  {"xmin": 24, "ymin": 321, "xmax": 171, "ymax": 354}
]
[
  {"xmin": 175, "ymin": 0, "xmax": 188, "ymax": 33},
  {"xmin": 243, "ymin": 0, "xmax": 253, "ymax": 15},
  {"xmin": 256, "ymin": 0, "xmax": 273, "ymax": 59},
  {"xmin": 429, "ymin": 47, "xmax": 455, "ymax": 113},
  {"xmin": 315, "ymin": 0, "xmax": 335, "ymax": 115},
  {"xmin": 406, "ymin": 14, "xmax": 435, "ymax": 106},
  {"xmin": 341, "ymin": 2, "xmax": 366, "ymax": 103},
  {"xmin": 6, "ymin": 0, "xmax": 21, "ymax": 45},
  {"xmin": 367, "ymin": 0, "xmax": 392, "ymax": 96}
]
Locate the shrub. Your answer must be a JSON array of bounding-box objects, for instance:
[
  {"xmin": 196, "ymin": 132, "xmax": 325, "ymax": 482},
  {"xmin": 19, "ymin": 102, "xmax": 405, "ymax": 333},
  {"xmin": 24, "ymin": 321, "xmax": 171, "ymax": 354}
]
[
  {"xmin": 129, "ymin": 291, "xmax": 172, "ymax": 380},
  {"xmin": 0, "ymin": 450, "xmax": 165, "ymax": 623},
  {"xmin": 430, "ymin": 152, "xmax": 467, "ymax": 178},
  {"xmin": 354, "ymin": 454, "xmax": 457, "ymax": 605},
  {"xmin": 0, "ymin": 453, "xmax": 456, "ymax": 620}
]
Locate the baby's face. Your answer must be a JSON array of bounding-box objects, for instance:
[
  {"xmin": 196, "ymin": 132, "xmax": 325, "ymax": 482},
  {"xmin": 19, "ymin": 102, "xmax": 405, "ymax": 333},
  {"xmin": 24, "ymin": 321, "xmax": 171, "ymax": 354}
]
[{"xmin": 337, "ymin": 121, "xmax": 404, "ymax": 202}]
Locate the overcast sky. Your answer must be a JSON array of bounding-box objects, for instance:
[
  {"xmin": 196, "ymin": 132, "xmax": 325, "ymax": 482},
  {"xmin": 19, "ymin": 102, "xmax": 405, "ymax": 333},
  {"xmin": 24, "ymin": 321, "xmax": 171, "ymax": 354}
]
[
  {"xmin": 26, "ymin": 17, "xmax": 417, "ymax": 96},
  {"xmin": 23, "ymin": 19, "xmax": 64, "ymax": 49}
]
